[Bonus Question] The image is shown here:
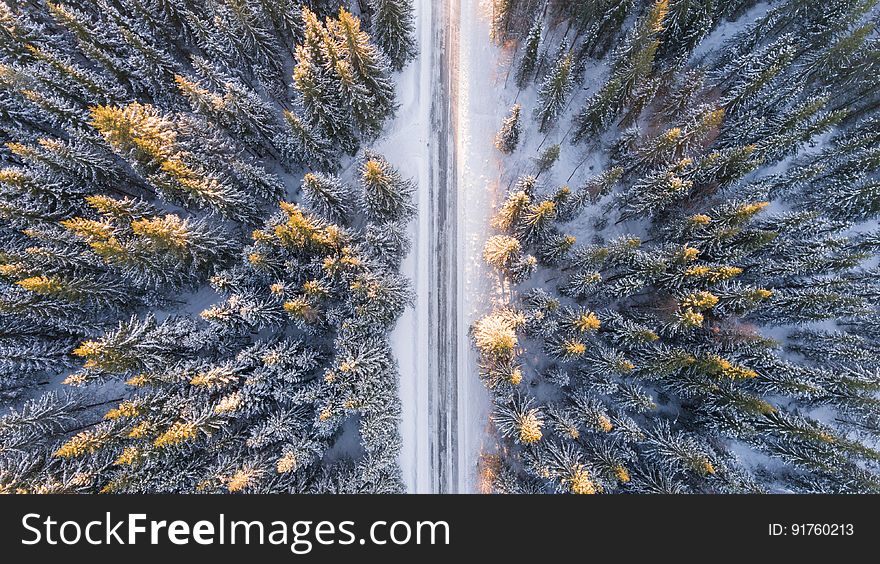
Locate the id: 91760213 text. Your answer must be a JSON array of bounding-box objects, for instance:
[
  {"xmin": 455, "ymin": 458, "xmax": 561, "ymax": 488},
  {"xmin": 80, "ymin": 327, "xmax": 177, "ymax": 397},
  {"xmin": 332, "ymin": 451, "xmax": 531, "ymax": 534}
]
[{"xmin": 768, "ymin": 523, "xmax": 854, "ymax": 536}]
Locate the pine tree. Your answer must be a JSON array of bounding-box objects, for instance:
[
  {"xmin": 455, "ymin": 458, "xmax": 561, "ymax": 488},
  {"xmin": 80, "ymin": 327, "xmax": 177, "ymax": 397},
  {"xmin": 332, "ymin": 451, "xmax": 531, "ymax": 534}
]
[
  {"xmin": 60, "ymin": 195, "xmax": 236, "ymax": 289},
  {"xmin": 45, "ymin": 2, "xmax": 134, "ymax": 96},
  {"xmin": 494, "ymin": 104, "xmax": 522, "ymax": 154},
  {"xmin": 483, "ymin": 234, "xmax": 525, "ymax": 272},
  {"xmin": 618, "ymin": 163, "xmax": 693, "ymax": 222},
  {"xmin": 473, "ymin": 309, "xmax": 523, "ymax": 361},
  {"xmin": 573, "ymin": 0, "xmax": 669, "ymax": 141},
  {"xmin": 293, "ymin": 7, "xmax": 356, "ymax": 152},
  {"xmin": 91, "ymin": 103, "xmax": 261, "ymax": 221},
  {"xmin": 359, "ymin": 150, "xmax": 416, "ymax": 222},
  {"xmin": 490, "ymin": 0, "xmax": 516, "ymax": 44},
  {"xmin": 280, "ymin": 109, "xmax": 335, "ymax": 170},
  {"xmin": 535, "ymin": 144, "xmax": 560, "ymax": 175},
  {"xmin": 517, "ymin": 198, "xmax": 558, "ymax": 246},
  {"xmin": 330, "ymin": 8, "xmax": 396, "ymax": 136},
  {"xmin": 492, "ymin": 186, "xmax": 532, "ymax": 231},
  {"xmin": 176, "ymin": 58, "xmax": 282, "ymax": 154},
  {"xmin": 558, "ymin": 167, "xmax": 623, "ymax": 220},
  {"xmin": 515, "ymin": 16, "xmax": 542, "ymax": 89},
  {"xmin": 660, "ymin": 0, "xmax": 717, "ymax": 58},
  {"xmin": 19, "ymin": 44, "xmax": 126, "ymax": 106},
  {"xmin": 493, "ymin": 394, "xmax": 543, "ymax": 444},
  {"xmin": 367, "ymin": 0, "xmax": 417, "ymax": 71},
  {"xmin": 716, "ymin": 34, "xmax": 798, "ymax": 114},
  {"xmin": 89, "ymin": 102, "xmax": 177, "ymax": 169},
  {"xmin": 534, "ymin": 42, "xmax": 574, "ymax": 132},
  {"xmin": 220, "ymin": 0, "xmax": 285, "ymax": 77},
  {"xmin": 301, "ymin": 172, "xmax": 355, "ymax": 223}
]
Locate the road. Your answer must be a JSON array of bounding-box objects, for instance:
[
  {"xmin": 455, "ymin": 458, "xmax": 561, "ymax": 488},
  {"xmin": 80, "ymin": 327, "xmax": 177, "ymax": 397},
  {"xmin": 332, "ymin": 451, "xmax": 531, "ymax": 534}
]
[
  {"xmin": 428, "ymin": 0, "xmax": 497, "ymax": 494},
  {"xmin": 392, "ymin": 0, "xmax": 492, "ymax": 494},
  {"xmin": 428, "ymin": 0, "xmax": 460, "ymax": 494}
]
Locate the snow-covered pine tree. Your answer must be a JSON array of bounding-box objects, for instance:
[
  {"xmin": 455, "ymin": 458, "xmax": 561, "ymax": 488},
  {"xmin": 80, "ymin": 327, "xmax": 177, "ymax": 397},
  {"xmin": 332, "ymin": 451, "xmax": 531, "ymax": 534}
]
[
  {"xmin": 280, "ymin": 108, "xmax": 335, "ymax": 169},
  {"xmin": 535, "ymin": 143, "xmax": 560, "ymax": 175},
  {"xmin": 330, "ymin": 8, "xmax": 397, "ymax": 137},
  {"xmin": 359, "ymin": 149, "xmax": 416, "ymax": 223},
  {"xmin": 495, "ymin": 103, "xmax": 522, "ymax": 153},
  {"xmin": 366, "ymin": 0, "xmax": 417, "ymax": 71},
  {"xmin": 573, "ymin": 0, "xmax": 669, "ymax": 141},
  {"xmin": 294, "ymin": 7, "xmax": 357, "ymax": 153},
  {"xmin": 301, "ymin": 172, "xmax": 356, "ymax": 223},
  {"xmin": 534, "ymin": 41, "xmax": 574, "ymax": 132},
  {"xmin": 515, "ymin": 15, "xmax": 542, "ymax": 89},
  {"xmin": 659, "ymin": 0, "xmax": 718, "ymax": 59}
]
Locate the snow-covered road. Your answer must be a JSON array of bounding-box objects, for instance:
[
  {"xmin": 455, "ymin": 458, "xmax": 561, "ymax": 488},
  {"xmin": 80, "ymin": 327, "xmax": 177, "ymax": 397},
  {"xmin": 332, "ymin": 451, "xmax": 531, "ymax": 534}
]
[
  {"xmin": 427, "ymin": 0, "xmax": 460, "ymax": 494},
  {"xmin": 385, "ymin": 0, "xmax": 497, "ymax": 494}
]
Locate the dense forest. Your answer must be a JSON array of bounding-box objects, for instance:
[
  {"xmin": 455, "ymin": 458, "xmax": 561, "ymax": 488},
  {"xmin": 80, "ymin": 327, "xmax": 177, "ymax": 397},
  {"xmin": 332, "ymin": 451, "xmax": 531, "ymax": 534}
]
[
  {"xmin": 2, "ymin": 0, "xmax": 879, "ymax": 496},
  {"xmin": 0, "ymin": 0, "xmax": 418, "ymax": 493},
  {"xmin": 477, "ymin": 0, "xmax": 880, "ymax": 493}
]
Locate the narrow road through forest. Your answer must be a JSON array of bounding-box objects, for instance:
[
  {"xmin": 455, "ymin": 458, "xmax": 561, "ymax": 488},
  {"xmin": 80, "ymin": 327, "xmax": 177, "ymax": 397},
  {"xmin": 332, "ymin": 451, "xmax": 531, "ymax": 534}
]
[
  {"xmin": 393, "ymin": 0, "xmax": 493, "ymax": 494},
  {"xmin": 428, "ymin": 0, "xmax": 460, "ymax": 494}
]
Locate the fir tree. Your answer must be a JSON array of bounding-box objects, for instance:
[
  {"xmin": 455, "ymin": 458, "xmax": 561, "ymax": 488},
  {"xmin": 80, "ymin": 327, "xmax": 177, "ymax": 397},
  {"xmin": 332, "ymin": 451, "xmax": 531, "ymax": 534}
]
[
  {"xmin": 280, "ymin": 108, "xmax": 335, "ymax": 170},
  {"xmin": 515, "ymin": 16, "xmax": 542, "ymax": 89},
  {"xmin": 573, "ymin": 0, "xmax": 669, "ymax": 141},
  {"xmin": 494, "ymin": 103, "xmax": 522, "ymax": 154},
  {"xmin": 534, "ymin": 42, "xmax": 574, "ymax": 132},
  {"xmin": 330, "ymin": 8, "xmax": 397, "ymax": 136},
  {"xmin": 301, "ymin": 172, "xmax": 355, "ymax": 223},
  {"xmin": 359, "ymin": 150, "xmax": 416, "ymax": 223},
  {"xmin": 293, "ymin": 7, "xmax": 356, "ymax": 152},
  {"xmin": 367, "ymin": 0, "xmax": 417, "ymax": 71},
  {"xmin": 535, "ymin": 144, "xmax": 560, "ymax": 175}
]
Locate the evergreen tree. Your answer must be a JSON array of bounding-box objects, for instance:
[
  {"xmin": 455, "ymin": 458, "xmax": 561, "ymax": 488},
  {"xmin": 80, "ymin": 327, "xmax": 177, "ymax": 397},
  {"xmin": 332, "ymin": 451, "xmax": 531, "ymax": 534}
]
[
  {"xmin": 293, "ymin": 7, "xmax": 356, "ymax": 152},
  {"xmin": 301, "ymin": 172, "xmax": 355, "ymax": 223},
  {"xmin": 367, "ymin": 0, "xmax": 417, "ymax": 71},
  {"xmin": 660, "ymin": 0, "xmax": 718, "ymax": 58},
  {"xmin": 280, "ymin": 108, "xmax": 335, "ymax": 170},
  {"xmin": 90, "ymin": 102, "xmax": 262, "ymax": 221},
  {"xmin": 176, "ymin": 57, "xmax": 283, "ymax": 154},
  {"xmin": 330, "ymin": 8, "xmax": 396, "ymax": 136},
  {"xmin": 534, "ymin": 42, "xmax": 574, "ymax": 132},
  {"xmin": 359, "ymin": 150, "xmax": 416, "ymax": 222},
  {"xmin": 515, "ymin": 16, "xmax": 542, "ymax": 89},
  {"xmin": 494, "ymin": 103, "xmax": 522, "ymax": 154},
  {"xmin": 490, "ymin": 0, "xmax": 516, "ymax": 44},
  {"xmin": 573, "ymin": 0, "xmax": 669, "ymax": 141},
  {"xmin": 535, "ymin": 144, "xmax": 560, "ymax": 175}
]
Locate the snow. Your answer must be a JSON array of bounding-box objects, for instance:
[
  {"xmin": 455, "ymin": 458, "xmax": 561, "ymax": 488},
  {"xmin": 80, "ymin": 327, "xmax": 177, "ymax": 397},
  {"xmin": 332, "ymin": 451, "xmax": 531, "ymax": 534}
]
[
  {"xmin": 455, "ymin": 0, "xmax": 500, "ymax": 493},
  {"xmin": 383, "ymin": 0, "xmax": 500, "ymax": 493},
  {"xmin": 690, "ymin": 2, "xmax": 772, "ymax": 64},
  {"xmin": 377, "ymin": 0, "xmax": 433, "ymax": 494}
]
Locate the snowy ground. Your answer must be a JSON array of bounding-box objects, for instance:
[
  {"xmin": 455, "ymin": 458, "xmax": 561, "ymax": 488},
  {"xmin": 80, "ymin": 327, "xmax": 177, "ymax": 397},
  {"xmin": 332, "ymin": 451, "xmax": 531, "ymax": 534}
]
[
  {"xmin": 454, "ymin": 0, "xmax": 507, "ymax": 493},
  {"xmin": 375, "ymin": 0, "xmax": 433, "ymax": 493}
]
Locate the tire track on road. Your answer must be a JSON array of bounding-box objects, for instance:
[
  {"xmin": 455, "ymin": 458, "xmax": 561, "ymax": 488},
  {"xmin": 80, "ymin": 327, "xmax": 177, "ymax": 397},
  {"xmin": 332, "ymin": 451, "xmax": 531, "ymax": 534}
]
[{"xmin": 428, "ymin": 0, "xmax": 461, "ymax": 494}]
